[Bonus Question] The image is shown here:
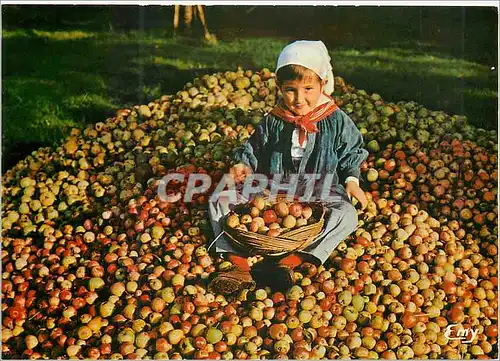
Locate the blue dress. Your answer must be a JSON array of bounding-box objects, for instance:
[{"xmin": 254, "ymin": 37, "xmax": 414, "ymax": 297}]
[
  {"xmin": 233, "ymin": 108, "xmax": 368, "ymax": 199},
  {"xmin": 209, "ymin": 108, "xmax": 369, "ymax": 265}
]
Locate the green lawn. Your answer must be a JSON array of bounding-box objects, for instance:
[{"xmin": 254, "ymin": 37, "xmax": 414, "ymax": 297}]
[
  {"xmin": 2, "ymin": 30, "xmax": 284, "ymax": 160},
  {"xmin": 2, "ymin": 6, "xmax": 497, "ymax": 171}
]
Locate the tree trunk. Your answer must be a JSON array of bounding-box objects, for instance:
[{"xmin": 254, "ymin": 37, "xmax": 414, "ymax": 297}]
[{"xmin": 183, "ymin": 5, "xmax": 193, "ymax": 35}]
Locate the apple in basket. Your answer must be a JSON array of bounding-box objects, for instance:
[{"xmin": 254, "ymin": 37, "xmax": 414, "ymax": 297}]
[
  {"xmin": 240, "ymin": 214, "xmax": 253, "ymax": 225},
  {"xmin": 269, "ymin": 222, "xmax": 281, "ymax": 230},
  {"xmin": 263, "ymin": 209, "xmax": 278, "ymax": 224},
  {"xmin": 267, "ymin": 228, "xmax": 282, "ymax": 237},
  {"xmin": 282, "ymin": 215, "xmax": 297, "ymax": 229},
  {"xmin": 252, "ymin": 196, "xmax": 266, "ymax": 211},
  {"xmin": 266, "ymin": 221, "xmax": 284, "ymax": 237},
  {"xmin": 274, "ymin": 201, "xmax": 289, "ymax": 217},
  {"xmin": 296, "ymin": 218, "xmax": 308, "ymax": 227},
  {"xmin": 302, "ymin": 206, "xmax": 313, "ymax": 220},
  {"xmin": 250, "ymin": 206, "xmax": 260, "ymax": 218},
  {"xmin": 226, "ymin": 214, "xmax": 240, "ymax": 229},
  {"xmin": 228, "ymin": 199, "xmax": 317, "ymax": 235},
  {"xmin": 289, "ymin": 203, "xmax": 303, "ymax": 218},
  {"xmin": 250, "ymin": 217, "xmax": 265, "ymax": 232}
]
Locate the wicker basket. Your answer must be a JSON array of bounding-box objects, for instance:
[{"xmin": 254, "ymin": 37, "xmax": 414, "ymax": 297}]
[{"xmin": 221, "ymin": 195, "xmax": 326, "ymax": 256}]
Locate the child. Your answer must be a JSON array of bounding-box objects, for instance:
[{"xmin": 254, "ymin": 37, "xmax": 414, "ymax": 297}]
[{"xmin": 208, "ymin": 40, "xmax": 368, "ymax": 295}]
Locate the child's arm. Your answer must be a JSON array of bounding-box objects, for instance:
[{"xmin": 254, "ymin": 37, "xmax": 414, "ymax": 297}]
[
  {"xmin": 230, "ymin": 163, "xmax": 253, "ymax": 184},
  {"xmin": 345, "ymin": 181, "xmax": 368, "ymax": 209},
  {"xmin": 336, "ymin": 111, "xmax": 369, "ymax": 208},
  {"xmin": 231, "ymin": 115, "xmax": 270, "ymax": 181}
]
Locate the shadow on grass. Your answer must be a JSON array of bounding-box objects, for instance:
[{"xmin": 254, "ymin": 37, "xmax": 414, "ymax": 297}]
[
  {"xmin": 2, "ymin": 27, "xmax": 497, "ymax": 172},
  {"xmin": 330, "ymin": 48, "xmax": 497, "ymax": 129},
  {"xmin": 1, "ymin": 30, "xmax": 280, "ymax": 170}
]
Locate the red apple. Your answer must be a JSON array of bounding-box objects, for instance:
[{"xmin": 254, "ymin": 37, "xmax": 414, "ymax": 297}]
[
  {"xmin": 263, "ymin": 210, "xmax": 278, "ymax": 224},
  {"xmin": 289, "ymin": 203, "xmax": 303, "ymax": 218}
]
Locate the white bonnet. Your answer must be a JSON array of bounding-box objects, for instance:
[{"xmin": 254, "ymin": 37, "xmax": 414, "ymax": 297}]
[{"xmin": 276, "ymin": 40, "xmax": 335, "ymax": 95}]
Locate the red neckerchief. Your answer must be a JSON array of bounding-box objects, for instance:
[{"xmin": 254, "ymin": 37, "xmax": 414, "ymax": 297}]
[{"xmin": 270, "ymin": 95, "xmax": 339, "ymax": 146}]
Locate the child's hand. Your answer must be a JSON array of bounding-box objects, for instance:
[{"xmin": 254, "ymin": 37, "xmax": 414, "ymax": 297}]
[
  {"xmin": 230, "ymin": 163, "xmax": 252, "ymax": 184},
  {"xmin": 346, "ymin": 181, "xmax": 368, "ymax": 210}
]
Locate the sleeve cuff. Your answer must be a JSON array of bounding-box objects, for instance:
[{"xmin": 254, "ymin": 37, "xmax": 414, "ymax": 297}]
[{"xmin": 345, "ymin": 176, "xmax": 359, "ymax": 186}]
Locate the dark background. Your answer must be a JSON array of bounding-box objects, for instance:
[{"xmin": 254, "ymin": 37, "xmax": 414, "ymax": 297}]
[{"xmin": 4, "ymin": 6, "xmax": 497, "ymax": 66}]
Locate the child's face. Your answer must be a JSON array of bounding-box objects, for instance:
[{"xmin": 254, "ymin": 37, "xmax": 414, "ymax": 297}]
[{"xmin": 279, "ymin": 75, "xmax": 325, "ymax": 116}]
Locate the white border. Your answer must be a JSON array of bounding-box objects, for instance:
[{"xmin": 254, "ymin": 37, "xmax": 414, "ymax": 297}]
[{"xmin": 1, "ymin": 1, "xmax": 499, "ymax": 6}]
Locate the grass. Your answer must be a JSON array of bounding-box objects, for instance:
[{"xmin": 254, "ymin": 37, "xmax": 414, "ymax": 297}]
[
  {"xmin": 2, "ymin": 6, "xmax": 497, "ymax": 171},
  {"xmin": 2, "ymin": 29, "xmax": 286, "ymax": 167},
  {"xmin": 329, "ymin": 47, "xmax": 497, "ymax": 120}
]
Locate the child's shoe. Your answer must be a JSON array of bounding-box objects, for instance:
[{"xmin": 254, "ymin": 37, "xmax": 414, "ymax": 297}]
[
  {"xmin": 251, "ymin": 259, "xmax": 295, "ymax": 292},
  {"xmin": 208, "ymin": 266, "xmax": 256, "ymax": 295}
]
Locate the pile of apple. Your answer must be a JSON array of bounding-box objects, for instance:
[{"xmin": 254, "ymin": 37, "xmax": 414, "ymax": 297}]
[
  {"xmin": 1, "ymin": 65, "xmax": 497, "ymax": 360},
  {"xmin": 226, "ymin": 197, "xmax": 315, "ymax": 237}
]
